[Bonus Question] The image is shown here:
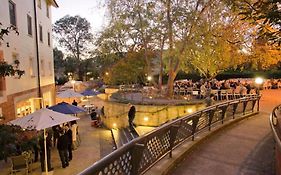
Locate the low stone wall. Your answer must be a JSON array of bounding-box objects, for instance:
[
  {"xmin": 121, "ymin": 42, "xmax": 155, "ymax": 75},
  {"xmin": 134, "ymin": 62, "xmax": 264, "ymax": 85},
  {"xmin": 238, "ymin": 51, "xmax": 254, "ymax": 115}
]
[{"xmin": 102, "ymin": 102, "xmax": 204, "ymax": 129}]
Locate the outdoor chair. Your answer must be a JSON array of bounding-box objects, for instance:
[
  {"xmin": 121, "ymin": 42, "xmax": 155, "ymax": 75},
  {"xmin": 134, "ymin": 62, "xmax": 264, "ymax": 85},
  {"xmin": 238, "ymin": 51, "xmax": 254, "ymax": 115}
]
[{"xmin": 10, "ymin": 155, "xmax": 29, "ymax": 175}]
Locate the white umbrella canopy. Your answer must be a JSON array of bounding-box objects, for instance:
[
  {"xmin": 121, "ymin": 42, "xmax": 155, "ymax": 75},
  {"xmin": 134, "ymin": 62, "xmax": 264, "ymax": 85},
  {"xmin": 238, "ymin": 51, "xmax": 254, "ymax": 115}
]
[
  {"xmin": 9, "ymin": 108, "xmax": 79, "ymax": 130},
  {"xmin": 57, "ymin": 89, "xmax": 83, "ymax": 98},
  {"xmin": 8, "ymin": 108, "xmax": 79, "ymax": 174}
]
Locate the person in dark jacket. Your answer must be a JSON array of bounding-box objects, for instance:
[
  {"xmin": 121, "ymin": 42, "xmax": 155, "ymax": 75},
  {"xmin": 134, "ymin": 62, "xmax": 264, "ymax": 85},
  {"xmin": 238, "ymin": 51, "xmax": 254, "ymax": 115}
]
[
  {"xmin": 39, "ymin": 132, "xmax": 53, "ymax": 172},
  {"xmin": 57, "ymin": 129, "xmax": 69, "ymax": 168},
  {"xmin": 64, "ymin": 124, "xmax": 73, "ymax": 161},
  {"xmin": 128, "ymin": 105, "xmax": 136, "ymax": 128},
  {"xmin": 72, "ymin": 100, "xmax": 78, "ymax": 106}
]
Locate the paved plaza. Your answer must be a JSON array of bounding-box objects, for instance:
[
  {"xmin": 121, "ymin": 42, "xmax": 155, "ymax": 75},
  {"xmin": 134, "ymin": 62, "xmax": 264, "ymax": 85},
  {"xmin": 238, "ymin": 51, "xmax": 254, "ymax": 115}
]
[{"xmin": 169, "ymin": 89, "xmax": 280, "ymax": 175}]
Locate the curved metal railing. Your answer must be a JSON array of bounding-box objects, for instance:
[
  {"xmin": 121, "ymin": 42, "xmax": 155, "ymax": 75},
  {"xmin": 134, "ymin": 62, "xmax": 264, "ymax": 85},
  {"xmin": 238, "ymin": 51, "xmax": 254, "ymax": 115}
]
[
  {"xmin": 270, "ymin": 104, "xmax": 281, "ymax": 151},
  {"xmin": 80, "ymin": 95, "xmax": 260, "ymax": 175}
]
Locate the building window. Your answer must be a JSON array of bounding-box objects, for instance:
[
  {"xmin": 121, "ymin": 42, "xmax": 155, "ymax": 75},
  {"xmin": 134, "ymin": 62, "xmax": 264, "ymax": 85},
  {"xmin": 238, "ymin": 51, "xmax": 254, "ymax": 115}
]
[
  {"xmin": 41, "ymin": 59, "xmax": 45, "ymax": 76},
  {"xmin": 39, "ymin": 25, "xmax": 43, "ymax": 42},
  {"xmin": 29, "ymin": 57, "xmax": 35, "ymax": 77},
  {"xmin": 27, "ymin": 15, "xmax": 32, "ymax": 36},
  {"xmin": 9, "ymin": 0, "xmax": 16, "ymax": 26},
  {"xmin": 46, "ymin": 5, "xmax": 49, "ymax": 18},
  {"xmin": 37, "ymin": 0, "xmax": 41, "ymax": 9},
  {"xmin": 47, "ymin": 32, "xmax": 50, "ymax": 46},
  {"xmin": 48, "ymin": 62, "xmax": 52, "ymax": 76}
]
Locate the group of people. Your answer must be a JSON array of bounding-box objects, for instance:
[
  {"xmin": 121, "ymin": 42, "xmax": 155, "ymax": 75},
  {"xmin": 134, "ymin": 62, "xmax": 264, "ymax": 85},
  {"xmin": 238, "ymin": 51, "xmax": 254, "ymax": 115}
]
[
  {"xmin": 38, "ymin": 120, "xmax": 79, "ymax": 172},
  {"xmin": 174, "ymin": 79, "xmax": 260, "ymax": 99}
]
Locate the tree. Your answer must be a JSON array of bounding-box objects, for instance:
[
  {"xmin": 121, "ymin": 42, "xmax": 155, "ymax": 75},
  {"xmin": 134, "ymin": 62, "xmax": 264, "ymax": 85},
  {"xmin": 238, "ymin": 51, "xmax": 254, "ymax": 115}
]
[
  {"xmin": 53, "ymin": 15, "xmax": 93, "ymax": 80},
  {"xmin": 244, "ymin": 38, "xmax": 281, "ymax": 70},
  {"xmin": 182, "ymin": 2, "xmax": 248, "ymax": 79},
  {"xmin": 235, "ymin": 0, "xmax": 281, "ymax": 45},
  {"xmin": 103, "ymin": 51, "xmax": 152, "ymax": 85},
  {"xmin": 53, "ymin": 47, "xmax": 65, "ymax": 78},
  {"xmin": 0, "ymin": 23, "xmax": 24, "ymax": 78}
]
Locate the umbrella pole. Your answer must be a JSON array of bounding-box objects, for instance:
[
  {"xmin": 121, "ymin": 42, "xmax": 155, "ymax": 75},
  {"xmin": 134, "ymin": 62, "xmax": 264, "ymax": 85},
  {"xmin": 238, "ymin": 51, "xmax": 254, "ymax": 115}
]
[{"xmin": 44, "ymin": 128, "xmax": 49, "ymax": 175}]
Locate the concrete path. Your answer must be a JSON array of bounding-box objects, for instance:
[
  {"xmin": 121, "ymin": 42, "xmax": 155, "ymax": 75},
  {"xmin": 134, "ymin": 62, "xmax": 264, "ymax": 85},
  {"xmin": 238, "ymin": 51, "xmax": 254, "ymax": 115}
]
[
  {"xmin": 170, "ymin": 89, "xmax": 280, "ymax": 175},
  {"xmin": 0, "ymin": 112, "xmax": 113, "ymax": 175}
]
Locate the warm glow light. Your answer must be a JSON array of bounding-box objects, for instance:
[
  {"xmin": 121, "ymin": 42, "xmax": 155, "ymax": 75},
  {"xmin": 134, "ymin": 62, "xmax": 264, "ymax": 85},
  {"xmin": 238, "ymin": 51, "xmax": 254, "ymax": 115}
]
[
  {"xmin": 113, "ymin": 123, "xmax": 117, "ymax": 128},
  {"xmin": 255, "ymin": 77, "xmax": 263, "ymax": 85},
  {"xmin": 187, "ymin": 108, "xmax": 193, "ymax": 113},
  {"xmin": 147, "ymin": 76, "xmax": 152, "ymax": 81},
  {"xmin": 71, "ymin": 80, "xmax": 75, "ymax": 85},
  {"xmin": 149, "ymin": 96, "xmax": 153, "ymax": 99},
  {"xmin": 105, "ymin": 72, "xmax": 109, "ymax": 76},
  {"xmin": 144, "ymin": 117, "xmax": 149, "ymax": 121}
]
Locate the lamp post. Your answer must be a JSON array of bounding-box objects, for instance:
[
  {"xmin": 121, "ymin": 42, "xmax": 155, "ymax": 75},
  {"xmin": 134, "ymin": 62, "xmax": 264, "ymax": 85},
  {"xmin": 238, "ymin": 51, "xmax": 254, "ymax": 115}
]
[{"xmin": 255, "ymin": 77, "xmax": 263, "ymax": 111}]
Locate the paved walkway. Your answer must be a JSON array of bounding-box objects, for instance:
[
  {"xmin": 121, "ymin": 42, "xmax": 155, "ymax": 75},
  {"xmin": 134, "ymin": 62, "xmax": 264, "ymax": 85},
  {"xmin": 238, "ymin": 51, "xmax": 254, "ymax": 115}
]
[
  {"xmin": 170, "ymin": 89, "xmax": 280, "ymax": 175},
  {"xmin": 0, "ymin": 98, "xmax": 114, "ymax": 175}
]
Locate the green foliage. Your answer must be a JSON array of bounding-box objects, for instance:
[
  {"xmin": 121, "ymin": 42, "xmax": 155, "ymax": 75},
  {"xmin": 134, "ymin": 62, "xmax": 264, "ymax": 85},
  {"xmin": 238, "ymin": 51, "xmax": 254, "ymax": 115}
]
[
  {"xmin": 0, "ymin": 125, "xmax": 36, "ymax": 161},
  {"xmin": 236, "ymin": 0, "xmax": 281, "ymax": 45},
  {"xmin": 53, "ymin": 15, "xmax": 93, "ymax": 60},
  {"xmin": 104, "ymin": 51, "xmax": 153, "ymax": 85},
  {"xmin": 0, "ymin": 23, "xmax": 24, "ymax": 78}
]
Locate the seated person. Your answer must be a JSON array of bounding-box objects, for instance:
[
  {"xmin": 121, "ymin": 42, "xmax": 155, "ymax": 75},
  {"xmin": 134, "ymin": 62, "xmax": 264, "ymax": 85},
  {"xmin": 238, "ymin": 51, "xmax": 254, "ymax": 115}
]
[
  {"xmin": 90, "ymin": 109, "xmax": 101, "ymax": 127},
  {"xmin": 90, "ymin": 109, "xmax": 97, "ymax": 120}
]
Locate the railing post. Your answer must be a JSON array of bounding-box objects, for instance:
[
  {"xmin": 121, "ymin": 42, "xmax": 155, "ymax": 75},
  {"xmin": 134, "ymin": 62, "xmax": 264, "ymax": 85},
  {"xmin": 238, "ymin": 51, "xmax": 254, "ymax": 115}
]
[
  {"xmin": 208, "ymin": 109, "xmax": 216, "ymax": 131},
  {"xmin": 192, "ymin": 113, "xmax": 201, "ymax": 141},
  {"xmin": 169, "ymin": 124, "xmax": 180, "ymax": 158},
  {"xmin": 243, "ymin": 100, "xmax": 248, "ymax": 115},
  {"xmin": 131, "ymin": 143, "xmax": 145, "ymax": 175},
  {"xmin": 251, "ymin": 99, "xmax": 256, "ymax": 112},
  {"xmin": 220, "ymin": 105, "xmax": 228, "ymax": 124},
  {"xmin": 232, "ymin": 102, "xmax": 238, "ymax": 119},
  {"xmin": 257, "ymin": 95, "xmax": 261, "ymax": 112}
]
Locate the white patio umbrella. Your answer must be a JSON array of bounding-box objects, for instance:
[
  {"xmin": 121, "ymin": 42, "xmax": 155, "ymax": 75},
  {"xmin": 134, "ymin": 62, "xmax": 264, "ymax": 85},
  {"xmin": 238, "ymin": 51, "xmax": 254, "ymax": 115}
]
[
  {"xmin": 9, "ymin": 108, "xmax": 79, "ymax": 174},
  {"xmin": 57, "ymin": 89, "xmax": 83, "ymax": 98}
]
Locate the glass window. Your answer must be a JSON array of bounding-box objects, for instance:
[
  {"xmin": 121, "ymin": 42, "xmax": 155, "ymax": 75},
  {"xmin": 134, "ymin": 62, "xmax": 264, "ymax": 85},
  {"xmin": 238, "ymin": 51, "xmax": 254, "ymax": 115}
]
[
  {"xmin": 39, "ymin": 25, "xmax": 43, "ymax": 42},
  {"xmin": 27, "ymin": 15, "xmax": 32, "ymax": 36},
  {"xmin": 41, "ymin": 59, "xmax": 45, "ymax": 76},
  {"xmin": 29, "ymin": 57, "xmax": 34, "ymax": 77},
  {"xmin": 9, "ymin": 0, "xmax": 16, "ymax": 26},
  {"xmin": 46, "ymin": 5, "xmax": 49, "ymax": 18},
  {"xmin": 38, "ymin": 0, "xmax": 41, "ymax": 9},
  {"xmin": 47, "ymin": 32, "xmax": 50, "ymax": 46}
]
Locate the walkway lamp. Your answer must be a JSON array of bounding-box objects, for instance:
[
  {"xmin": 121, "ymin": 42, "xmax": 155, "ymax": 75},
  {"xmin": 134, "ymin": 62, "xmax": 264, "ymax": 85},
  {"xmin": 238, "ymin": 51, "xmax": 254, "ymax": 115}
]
[{"xmin": 255, "ymin": 77, "xmax": 263, "ymax": 111}]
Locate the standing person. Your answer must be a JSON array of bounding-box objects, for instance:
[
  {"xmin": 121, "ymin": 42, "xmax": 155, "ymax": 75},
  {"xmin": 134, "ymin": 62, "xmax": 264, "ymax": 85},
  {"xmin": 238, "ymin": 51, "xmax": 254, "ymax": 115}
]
[
  {"xmin": 57, "ymin": 129, "xmax": 69, "ymax": 168},
  {"xmin": 72, "ymin": 100, "xmax": 78, "ymax": 106},
  {"xmin": 70, "ymin": 120, "xmax": 78, "ymax": 149},
  {"xmin": 39, "ymin": 132, "xmax": 53, "ymax": 172},
  {"xmin": 64, "ymin": 124, "xmax": 73, "ymax": 161},
  {"xmin": 100, "ymin": 106, "xmax": 105, "ymax": 118},
  {"xmin": 52, "ymin": 125, "xmax": 60, "ymax": 147},
  {"xmin": 128, "ymin": 104, "xmax": 136, "ymax": 128}
]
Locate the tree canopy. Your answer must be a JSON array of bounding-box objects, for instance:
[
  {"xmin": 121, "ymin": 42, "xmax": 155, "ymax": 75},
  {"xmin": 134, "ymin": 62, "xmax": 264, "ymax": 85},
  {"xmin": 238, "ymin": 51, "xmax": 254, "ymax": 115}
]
[
  {"xmin": 0, "ymin": 23, "xmax": 24, "ymax": 78},
  {"xmin": 53, "ymin": 15, "xmax": 93, "ymax": 60}
]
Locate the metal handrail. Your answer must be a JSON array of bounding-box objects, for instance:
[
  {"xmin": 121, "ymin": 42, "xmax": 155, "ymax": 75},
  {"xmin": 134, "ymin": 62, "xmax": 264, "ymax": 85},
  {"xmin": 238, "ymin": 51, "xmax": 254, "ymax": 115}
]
[
  {"xmin": 80, "ymin": 95, "xmax": 260, "ymax": 175},
  {"xmin": 270, "ymin": 105, "xmax": 281, "ymax": 151}
]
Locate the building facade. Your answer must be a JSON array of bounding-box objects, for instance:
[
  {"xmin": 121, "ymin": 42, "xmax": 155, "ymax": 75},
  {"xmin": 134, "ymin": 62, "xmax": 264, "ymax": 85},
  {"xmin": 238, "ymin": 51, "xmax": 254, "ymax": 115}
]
[{"xmin": 0, "ymin": 0, "xmax": 58, "ymax": 122}]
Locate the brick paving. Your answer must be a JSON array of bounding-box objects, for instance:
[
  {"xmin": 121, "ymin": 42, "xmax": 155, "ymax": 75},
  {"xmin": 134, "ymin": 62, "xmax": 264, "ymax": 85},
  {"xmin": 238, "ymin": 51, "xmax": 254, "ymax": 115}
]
[{"xmin": 170, "ymin": 89, "xmax": 280, "ymax": 175}]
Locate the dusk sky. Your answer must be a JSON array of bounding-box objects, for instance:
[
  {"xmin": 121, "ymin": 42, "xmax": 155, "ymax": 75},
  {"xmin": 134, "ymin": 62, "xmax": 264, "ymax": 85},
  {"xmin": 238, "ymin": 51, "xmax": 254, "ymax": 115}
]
[{"xmin": 51, "ymin": 0, "xmax": 107, "ymax": 33}]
